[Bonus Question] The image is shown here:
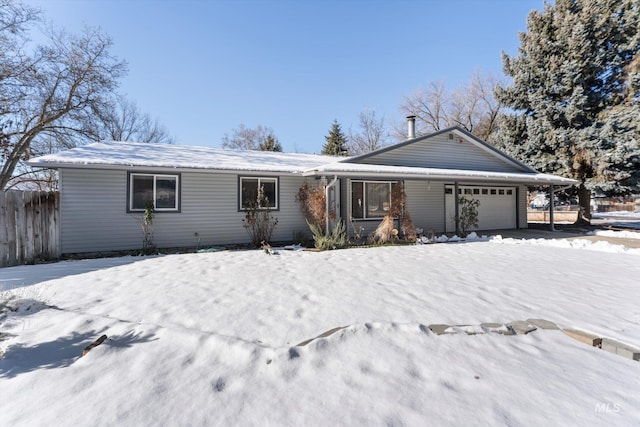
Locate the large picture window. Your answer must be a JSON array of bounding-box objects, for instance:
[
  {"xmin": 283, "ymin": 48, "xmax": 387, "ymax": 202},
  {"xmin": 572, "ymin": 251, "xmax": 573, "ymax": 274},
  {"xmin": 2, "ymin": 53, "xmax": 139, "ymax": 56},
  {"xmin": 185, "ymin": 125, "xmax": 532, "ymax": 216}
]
[
  {"xmin": 129, "ymin": 173, "xmax": 179, "ymax": 212},
  {"xmin": 351, "ymin": 181, "xmax": 394, "ymax": 219},
  {"xmin": 239, "ymin": 177, "xmax": 278, "ymax": 210}
]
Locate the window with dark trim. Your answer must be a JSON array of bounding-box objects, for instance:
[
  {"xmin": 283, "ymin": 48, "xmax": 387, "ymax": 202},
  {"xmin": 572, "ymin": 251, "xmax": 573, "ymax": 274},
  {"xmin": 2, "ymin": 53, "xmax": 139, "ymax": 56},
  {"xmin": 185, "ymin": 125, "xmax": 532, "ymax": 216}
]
[
  {"xmin": 129, "ymin": 173, "xmax": 179, "ymax": 212},
  {"xmin": 351, "ymin": 181, "xmax": 395, "ymax": 219},
  {"xmin": 239, "ymin": 177, "xmax": 278, "ymax": 210}
]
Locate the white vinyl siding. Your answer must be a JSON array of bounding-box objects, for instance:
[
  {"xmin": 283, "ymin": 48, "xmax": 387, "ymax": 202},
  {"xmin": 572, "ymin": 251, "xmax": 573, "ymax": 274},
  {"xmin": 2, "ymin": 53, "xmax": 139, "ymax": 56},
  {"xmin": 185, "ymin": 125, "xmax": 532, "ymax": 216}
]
[
  {"xmin": 60, "ymin": 169, "xmax": 137, "ymax": 254},
  {"xmin": 59, "ymin": 169, "xmax": 308, "ymax": 254},
  {"xmin": 352, "ymin": 133, "xmax": 524, "ymax": 173},
  {"xmin": 404, "ymin": 180, "xmax": 445, "ymax": 233}
]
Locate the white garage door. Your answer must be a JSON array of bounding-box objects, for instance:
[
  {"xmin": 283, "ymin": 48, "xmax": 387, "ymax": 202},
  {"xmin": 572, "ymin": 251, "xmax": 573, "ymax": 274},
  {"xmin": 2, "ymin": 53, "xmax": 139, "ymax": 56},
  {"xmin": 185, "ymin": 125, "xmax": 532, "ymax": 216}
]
[{"xmin": 445, "ymin": 186, "xmax": 516, "ymax": 232}]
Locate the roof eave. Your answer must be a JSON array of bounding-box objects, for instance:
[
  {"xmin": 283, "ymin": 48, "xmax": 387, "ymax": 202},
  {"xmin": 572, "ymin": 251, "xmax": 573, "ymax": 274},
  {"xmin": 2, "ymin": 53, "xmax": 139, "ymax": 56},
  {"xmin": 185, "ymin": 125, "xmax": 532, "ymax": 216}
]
[
  {"xmin": 27, "ymin": 161, "xmax": 305, "ymax": 176},
  {"xmin": 302, "ymin": 168, "xmax": 578, "ymax": 186}
]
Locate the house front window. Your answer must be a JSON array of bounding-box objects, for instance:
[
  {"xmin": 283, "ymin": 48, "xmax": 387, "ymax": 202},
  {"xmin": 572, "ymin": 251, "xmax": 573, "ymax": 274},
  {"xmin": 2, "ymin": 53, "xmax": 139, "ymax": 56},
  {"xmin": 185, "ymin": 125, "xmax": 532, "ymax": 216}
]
[
  {"xmin": 239, "ymin": 177, "xmax": 278, "ymax": 210},
  {"xmin": 351, "ymin": 181, "xmax": 394, "ymax": 219},
  {"xmin": 129, "ymin": 173, "xmax": 179, "ymax": 212}
]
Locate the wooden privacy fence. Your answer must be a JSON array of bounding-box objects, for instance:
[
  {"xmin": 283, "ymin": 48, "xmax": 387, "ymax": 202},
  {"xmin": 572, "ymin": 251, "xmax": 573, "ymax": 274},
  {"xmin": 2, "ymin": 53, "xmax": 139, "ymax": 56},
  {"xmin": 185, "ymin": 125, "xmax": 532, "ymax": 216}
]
[{"xmin": 1, "ymin": 190, "xmax": 60, "ymax": 267}]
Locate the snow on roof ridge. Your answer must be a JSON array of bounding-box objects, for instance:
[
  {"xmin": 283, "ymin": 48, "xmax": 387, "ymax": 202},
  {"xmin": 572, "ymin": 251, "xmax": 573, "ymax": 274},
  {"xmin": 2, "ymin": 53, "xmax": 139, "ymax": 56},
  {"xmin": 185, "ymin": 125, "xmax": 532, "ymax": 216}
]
[
  {"xmin": 28, "ymin": 140, "xmax": 344, "ymax": 173},
  {"xmin": 94, "ymin": 140, "xmax": 333, "ymax": 158},
  {"xmin": 28, "ymin": 141, "xmax": 576, "ymax": 185}
]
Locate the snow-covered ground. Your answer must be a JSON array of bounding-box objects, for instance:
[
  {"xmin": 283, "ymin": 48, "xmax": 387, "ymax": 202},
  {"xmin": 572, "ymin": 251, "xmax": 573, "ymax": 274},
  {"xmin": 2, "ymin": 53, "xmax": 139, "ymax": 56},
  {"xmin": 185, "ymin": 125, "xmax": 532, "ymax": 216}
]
[
  {"xmin": 593, "ymin": 210, "xmax": 640, "ymax": 230},
  {"xmin": 1, "ymin": 234, "xmax": 639, "ymax": 426}
]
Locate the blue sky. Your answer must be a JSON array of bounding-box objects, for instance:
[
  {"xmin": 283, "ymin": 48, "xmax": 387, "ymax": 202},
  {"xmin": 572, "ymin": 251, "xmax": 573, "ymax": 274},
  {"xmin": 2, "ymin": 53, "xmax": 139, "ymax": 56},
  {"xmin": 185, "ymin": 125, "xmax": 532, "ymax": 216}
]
[{"xmin": 27, "ymin": 0, "xmax": 544, "ymax": 153}]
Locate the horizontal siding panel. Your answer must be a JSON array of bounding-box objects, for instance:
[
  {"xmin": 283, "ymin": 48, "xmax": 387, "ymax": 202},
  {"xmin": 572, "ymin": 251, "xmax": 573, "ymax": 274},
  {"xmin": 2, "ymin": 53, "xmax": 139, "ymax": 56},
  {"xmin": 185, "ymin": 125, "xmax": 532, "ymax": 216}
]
[
  {"xmin": 353, "ymin": 134, "xmax": 523, "ymax": 173},
  {"xmin": 276, "ymin": 176, "xmax": 312, "ymax": 241},
  {"xmin": 518, "ymin": 185, "xmax": 528, "ymax": 229},
  {"xmin": 60, "ymin": 169, "xmax": 140, "ymax": 253},
  {"xmin": 60, "ymin": 169, "xmax": 528, "ymax": 254},
  {"xmin": 60, "ymin": 169, "xmax": 310, "ymax": 253},
  {"xmin": 405, "ymin": 180, "xmax": 445, "ymax": 233}
]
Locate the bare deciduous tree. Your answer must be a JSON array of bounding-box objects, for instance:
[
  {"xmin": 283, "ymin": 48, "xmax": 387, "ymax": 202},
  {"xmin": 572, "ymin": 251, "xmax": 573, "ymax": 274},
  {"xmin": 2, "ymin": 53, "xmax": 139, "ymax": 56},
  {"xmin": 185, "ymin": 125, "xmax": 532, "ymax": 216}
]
[
  {"xmin": 1, "ymin": 1, "xmax": 127, "ymax": 189},
  {"xmin": 347, "ymin": 108, "xmax": 389, "ymax": 155},
  {"xmin": 221, "ymin": 124, "xmax": 277, "ymax": 150},
  {"xmin": 450, "ymin": 71, "xmax": 504, "ymax": 141},
  {"xmin": 85, "ymin": 95, "xmax": 175, "ymax": 144},
  {"xmin": 398, "ymin": 70, "xmax": 504, "ymax": 142},
  {"xmin": 400, "ymin": 81, "xmax": 449, "ymax": 136}
]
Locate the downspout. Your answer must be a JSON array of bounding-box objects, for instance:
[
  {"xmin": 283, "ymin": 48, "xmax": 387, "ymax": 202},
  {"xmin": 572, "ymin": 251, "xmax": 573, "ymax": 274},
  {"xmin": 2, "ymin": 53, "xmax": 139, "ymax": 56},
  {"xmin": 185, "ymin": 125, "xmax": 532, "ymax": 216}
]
[
  {"xmin": 515, "ymin": 187, "xmax": 521, "ymax": 229},
  {"xmin": 325, "ymin": 175, "xmax": 339, "ymax": 236},
  {"xmin": 454, "ymin": 181, "xmax": 460, "ymax": 236}
]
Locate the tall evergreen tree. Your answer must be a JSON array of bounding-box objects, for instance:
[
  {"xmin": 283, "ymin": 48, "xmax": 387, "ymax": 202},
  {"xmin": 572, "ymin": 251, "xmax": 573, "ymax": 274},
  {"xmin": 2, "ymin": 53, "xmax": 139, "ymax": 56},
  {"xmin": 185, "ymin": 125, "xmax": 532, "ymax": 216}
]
[
  {"xmin": 494, "ymin": 0, "xmax": 640, "ymax": 222},
  {"xmin": 322, "ymin": 120, "xmax": 349, "ymax": 156},
  {"xmin": 258, "ymin": 134, "xmax": 283, "ymax": 152}
]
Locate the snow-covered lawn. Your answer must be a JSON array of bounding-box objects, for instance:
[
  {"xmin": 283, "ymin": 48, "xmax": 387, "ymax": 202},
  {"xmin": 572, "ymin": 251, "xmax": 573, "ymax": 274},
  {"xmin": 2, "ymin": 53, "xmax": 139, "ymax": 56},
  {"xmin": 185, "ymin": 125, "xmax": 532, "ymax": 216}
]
[
  {"xmin": 593, "ymin": 210, "xmax": 640, "ymax": 230},
  {"xmin": 1, "ymin": 235, "xmax": 639, "ymax": 426}
]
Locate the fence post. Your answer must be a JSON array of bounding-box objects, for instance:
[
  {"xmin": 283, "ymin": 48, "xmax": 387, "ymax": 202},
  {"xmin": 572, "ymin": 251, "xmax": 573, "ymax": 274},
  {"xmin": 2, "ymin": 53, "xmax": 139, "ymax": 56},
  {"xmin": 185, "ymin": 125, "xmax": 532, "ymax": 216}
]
[
  {"xmin": 25, "ymin": 191, "xmax": 36, "ymax": 264},
  {"xmin": 0, "ymin": 191, "xmax": 8, "ymax": 267},
  {"xmin": 6, "ymin": 191, "xmax": 18, "ymax": 266},
  {"xmin": 46, "ymin": 192, "xmax": 60, "ymax": 259},
  {"xmin": 0, "ymin": 190, "xmax": 60, "ymax": 266}
]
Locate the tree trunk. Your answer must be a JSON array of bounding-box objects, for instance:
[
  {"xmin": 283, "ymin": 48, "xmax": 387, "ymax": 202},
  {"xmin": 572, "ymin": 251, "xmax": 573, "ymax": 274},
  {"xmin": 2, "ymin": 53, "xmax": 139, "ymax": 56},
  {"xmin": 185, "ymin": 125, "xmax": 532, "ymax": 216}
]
[{"xmin": 575, "ymin": 183, "xmax": 592, "ymax": 225}]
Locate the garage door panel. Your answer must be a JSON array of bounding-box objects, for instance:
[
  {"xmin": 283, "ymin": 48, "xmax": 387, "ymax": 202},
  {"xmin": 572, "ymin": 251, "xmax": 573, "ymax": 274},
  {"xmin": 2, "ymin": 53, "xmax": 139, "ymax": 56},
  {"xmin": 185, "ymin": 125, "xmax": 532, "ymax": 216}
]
[{"xmin": 445, "ymin": 186, "xmax": 516, "ymax": 232}]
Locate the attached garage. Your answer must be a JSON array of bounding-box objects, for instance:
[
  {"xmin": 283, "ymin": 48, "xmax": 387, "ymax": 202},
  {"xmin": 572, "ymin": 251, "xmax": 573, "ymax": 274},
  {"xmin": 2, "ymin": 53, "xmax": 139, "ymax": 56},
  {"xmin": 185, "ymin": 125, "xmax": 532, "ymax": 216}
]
[
  {"xmin": 445, "ymin": 185, "xmax": 517, "ymax": 232},
  {"xmin": 305, "ymin": 125, "xmax": 577, "ymax": 236},
  {"xmin": 30, "ymin": 124, "xmax": 578, "ymax": 254}
]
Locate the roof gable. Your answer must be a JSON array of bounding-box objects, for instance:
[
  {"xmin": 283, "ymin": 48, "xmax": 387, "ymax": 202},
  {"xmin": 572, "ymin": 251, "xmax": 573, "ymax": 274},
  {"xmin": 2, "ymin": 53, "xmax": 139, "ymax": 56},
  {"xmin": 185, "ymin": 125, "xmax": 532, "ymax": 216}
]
[{"xmin": 344, "ymin": 126, "xmax": 535, "ymax": 174}]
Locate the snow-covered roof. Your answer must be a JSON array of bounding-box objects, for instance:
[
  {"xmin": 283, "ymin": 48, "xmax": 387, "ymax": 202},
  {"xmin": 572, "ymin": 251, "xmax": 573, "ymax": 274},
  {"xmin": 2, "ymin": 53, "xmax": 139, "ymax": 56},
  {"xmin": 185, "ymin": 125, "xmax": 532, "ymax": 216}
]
[
  {"xmin": 29, "ymin": 140, "xmax": 578, "ymax": 185},
  {"xmin": 304, "ymin": 162, "xmax": 578, "ymax": 185},
  {"xmin": 28, "ymin": 141, "xmax": 337, "ymax": 174},
  {"xmin": 347, "ymin": 125, "xmax": 538, "ymax": 174}
]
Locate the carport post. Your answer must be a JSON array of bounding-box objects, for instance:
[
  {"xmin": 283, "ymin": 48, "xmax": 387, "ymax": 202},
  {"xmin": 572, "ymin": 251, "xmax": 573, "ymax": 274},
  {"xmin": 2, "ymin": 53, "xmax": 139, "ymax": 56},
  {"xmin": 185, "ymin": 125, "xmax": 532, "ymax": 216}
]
[
  {"xmin": 549, "ymin": 184, "xmax": 555, "ymax": 232},
  {"xmin": 454, "ymin": 181, "xmax": 460, "ymax": 236}
]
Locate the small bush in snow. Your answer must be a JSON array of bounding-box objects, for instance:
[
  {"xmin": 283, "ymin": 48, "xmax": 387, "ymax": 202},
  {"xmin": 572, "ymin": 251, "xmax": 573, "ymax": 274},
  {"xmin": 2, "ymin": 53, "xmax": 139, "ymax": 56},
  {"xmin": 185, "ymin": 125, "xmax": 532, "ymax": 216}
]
[
  {"xmin": 243, "ymin": 185, "xmax": 279, "ymax": 247},
  {"xmin": 0, "ymin": 291, "xmax": 16, "ymax": 318},
  {"xmin": 459, "ymin": 197, "xmax": 480, "ymax": 237},
  {"xmin": 309, "ymin": 220, "xmax": 347, "ymax": 250},
  {"xmin": 141, "ymin": 203, "xmax": 156, "ymax": 254},
  {"xmin": 348, "ymin": 216, "xmax": 365, "ymax": 245},
  {"xmin": 296, "ymin": 181, "xmax": 331, "ymax": 233},
  {"xmin": 369, "ymin": 215, "xmax": 398, "ymax": 245},
  {"xmin": 370, "ymin": 181, "xmax": 416, "ymax": 244}
]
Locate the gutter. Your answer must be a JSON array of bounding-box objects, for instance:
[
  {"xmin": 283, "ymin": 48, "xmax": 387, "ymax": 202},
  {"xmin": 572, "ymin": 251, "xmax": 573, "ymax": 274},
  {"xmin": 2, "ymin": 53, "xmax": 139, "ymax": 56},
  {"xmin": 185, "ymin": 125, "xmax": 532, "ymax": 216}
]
[
  {"xmin": 27, "ymin": 162, "xmax": 305, "ymax": 177},
  {"xmin": 303, "ymin": 169, "xmax": 577, "ymax": 187}
]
